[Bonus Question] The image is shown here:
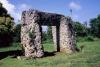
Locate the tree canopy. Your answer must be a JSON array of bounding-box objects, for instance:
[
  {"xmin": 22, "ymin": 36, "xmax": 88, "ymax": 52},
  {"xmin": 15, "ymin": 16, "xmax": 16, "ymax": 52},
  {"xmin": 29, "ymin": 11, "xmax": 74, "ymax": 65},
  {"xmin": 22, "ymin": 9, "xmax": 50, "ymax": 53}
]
[
  {"xmin": 90, "ymin": 15, "xmax": 100, "ymax": 37},
  {"xmin": 0, "ymin": 3, "xmax": 14, "ymax": 47},
  {"xmin": 73, "ymin": 21, "xmax": 87, "ymax": 37}
]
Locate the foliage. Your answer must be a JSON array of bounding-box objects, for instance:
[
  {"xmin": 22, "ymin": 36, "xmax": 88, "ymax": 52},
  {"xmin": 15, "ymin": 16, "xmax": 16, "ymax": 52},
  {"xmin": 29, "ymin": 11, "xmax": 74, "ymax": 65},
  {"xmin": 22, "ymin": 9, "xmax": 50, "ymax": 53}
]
[
  {"xmin": 0, "ymin": 3, "xmax": 7, "ymax": 16},
  {"xmin": 46, "ymin": 26, "xmax": 52, "ymax": 40},
  {"xmin": 0, "ymin": 3, "xmax": 14, "ymax": 47},
  {"xmin": 42, "ymin": 26, "xmax": 53, "ymax": 43},
  {"xmin": 13, "ymin": 24, "xmax": 21, "ymax": 42},
  {"xmin": 90, "ymin": 14, "xmax": 100, "ymax": 38},
  {"xmin": 73, "ymin": 21, "xmax": 88, "ymax": 37},
  {"xmin": 76, "ymin": 36, "xmax": 94, "ymax": 42},
  {"xmin": 85, "ymin": 36, "xmax": 94, "ymax": 41},
  {"xmin": 42, "ymin": 31, "xmax": 47, "ymax": 42}
]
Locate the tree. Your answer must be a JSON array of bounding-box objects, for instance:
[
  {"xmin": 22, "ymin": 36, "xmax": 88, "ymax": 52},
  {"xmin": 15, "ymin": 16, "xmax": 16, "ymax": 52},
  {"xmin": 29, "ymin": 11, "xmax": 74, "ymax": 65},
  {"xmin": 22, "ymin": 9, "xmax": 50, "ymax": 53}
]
[
  {"xmin": 0, "ymin": 3, "xmax": 14, "ymax": 47},
  {"xmin": 73, "ymin": 21, "xmax": 87, "ymax": 37},
  {"xmin": 90, "ymin": 14, "xmax": 100, "ymax": 37},
  {"xmin": 46, "ymin": 26, "xmax": 53, "ymax": 41},
  {"xmin": 13, "ymin": 24, "xmax": 21, "ymax": 42},
  {"xmin": 0, "ymin": 3, "xmax": 7, "ymax": 16},
  {"xmin": 42, "ymin": 31, "xmax": 47, "ymax": 42}
]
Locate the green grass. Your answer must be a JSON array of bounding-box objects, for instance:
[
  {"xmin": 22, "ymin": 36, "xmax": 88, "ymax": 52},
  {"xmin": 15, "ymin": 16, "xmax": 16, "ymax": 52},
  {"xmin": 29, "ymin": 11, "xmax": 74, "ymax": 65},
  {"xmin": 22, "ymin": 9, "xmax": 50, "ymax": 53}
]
[
  {"xmin": 0, "ymin": 43, "xmax": 21, "ymax": 51},
  {"xmin": 0, "ymin": 40, "xmax": 100, "ymax": 67}
]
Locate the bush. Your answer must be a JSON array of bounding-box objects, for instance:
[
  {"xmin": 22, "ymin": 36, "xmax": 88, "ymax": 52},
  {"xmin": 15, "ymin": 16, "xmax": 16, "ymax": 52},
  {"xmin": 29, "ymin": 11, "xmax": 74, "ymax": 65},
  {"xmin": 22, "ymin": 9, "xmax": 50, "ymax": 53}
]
[
  {"xmin": 85, "ymin": 36, "xmax": 94, "ymax": 41},
  {"xmin": 76, "ymin": 36, "xmax": 94, "ymax": 42}
]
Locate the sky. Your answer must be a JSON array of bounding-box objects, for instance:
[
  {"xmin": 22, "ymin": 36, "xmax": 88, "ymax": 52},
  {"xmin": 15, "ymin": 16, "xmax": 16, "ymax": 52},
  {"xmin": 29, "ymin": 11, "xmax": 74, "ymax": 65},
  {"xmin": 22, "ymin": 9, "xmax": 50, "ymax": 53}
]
[{"xmin": 0, "ymin": 0, "xmax": 100, "ymax": 31}]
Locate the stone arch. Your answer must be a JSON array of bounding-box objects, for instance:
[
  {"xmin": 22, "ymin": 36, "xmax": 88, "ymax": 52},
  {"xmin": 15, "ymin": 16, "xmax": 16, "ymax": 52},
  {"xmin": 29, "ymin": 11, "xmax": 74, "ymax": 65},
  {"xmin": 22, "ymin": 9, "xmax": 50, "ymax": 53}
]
[{"xmin": 21, "ymin": 9, "xmax": 76, "ymax": 58}]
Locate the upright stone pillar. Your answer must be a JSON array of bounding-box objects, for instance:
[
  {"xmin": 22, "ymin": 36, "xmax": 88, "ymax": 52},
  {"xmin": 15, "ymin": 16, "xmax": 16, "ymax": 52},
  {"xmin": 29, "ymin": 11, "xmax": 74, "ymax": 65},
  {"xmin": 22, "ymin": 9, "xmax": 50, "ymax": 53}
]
[
  {"xmin": 21, "ymin": 10, "xmax": 44, "ymax": 58},
  {"xmin": 52, "ymin": 26, "xmax": 60, "ymax": 52},
  {"xmin": 60, "ymin": 17, "xmax": 76, "ymax": 53},
  {"xmin": 52, "ymin": 26, "xmax": 57, "ymax": 51},
  {"xmin": 21, "ymin": 9, "xmax": 77, "ymax": 58}
]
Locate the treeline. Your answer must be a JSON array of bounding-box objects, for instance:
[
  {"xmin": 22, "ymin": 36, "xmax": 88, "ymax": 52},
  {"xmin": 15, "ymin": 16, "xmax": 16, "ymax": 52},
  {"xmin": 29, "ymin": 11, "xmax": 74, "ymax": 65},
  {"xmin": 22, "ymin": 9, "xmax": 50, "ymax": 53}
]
[
  {"xmin": 73, "ymin": 15, "xmax": 100, "ymax": 41},
  {"xmin": 73, "ymin": 15, "xmax": 100, "ymax": 38},
  {"xmin": 0, "ymin": 3, "xmax": 14, "ymax": 47},
  {"xmin": 14, "ymin": 15, "xmax": 100, "ymax": 43},
  {"xmin": 0, "ymin": 3, "xmax": 100, "ymax": 47}
]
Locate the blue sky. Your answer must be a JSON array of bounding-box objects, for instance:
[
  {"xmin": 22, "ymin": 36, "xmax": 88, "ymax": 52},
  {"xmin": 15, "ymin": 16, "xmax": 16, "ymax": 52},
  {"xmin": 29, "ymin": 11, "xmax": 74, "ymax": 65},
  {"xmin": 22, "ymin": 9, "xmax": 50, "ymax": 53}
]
[{"xmin": 0, "ymin": 0, "xmax": 100, "ymax": 31}]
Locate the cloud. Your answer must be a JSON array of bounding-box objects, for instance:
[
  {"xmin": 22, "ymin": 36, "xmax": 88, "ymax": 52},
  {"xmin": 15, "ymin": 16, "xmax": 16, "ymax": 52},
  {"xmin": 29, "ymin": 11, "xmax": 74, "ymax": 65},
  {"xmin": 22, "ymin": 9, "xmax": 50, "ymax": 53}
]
[
  {"xmin": 14, "ymin": 4, "xmax": 32, "ymax": 22},
  {"xmin": 0, "ymin": 0, "xmax": 15, "ymax": 13},
  {"xmin": 0, "ymin": 0, "xmax": 31, "ymax": 23},
  {"xmin": 69, "ymin": 1, "xmax": 81, "ymax": 10}
]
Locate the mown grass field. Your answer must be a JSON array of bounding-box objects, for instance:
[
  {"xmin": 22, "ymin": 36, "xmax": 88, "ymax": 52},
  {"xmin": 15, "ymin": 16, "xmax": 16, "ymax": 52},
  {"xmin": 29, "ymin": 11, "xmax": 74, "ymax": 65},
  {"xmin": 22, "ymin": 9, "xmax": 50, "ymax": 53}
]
[{"xmin": 0, "ymin": 40, "xmax": 100, "ymax": 67}]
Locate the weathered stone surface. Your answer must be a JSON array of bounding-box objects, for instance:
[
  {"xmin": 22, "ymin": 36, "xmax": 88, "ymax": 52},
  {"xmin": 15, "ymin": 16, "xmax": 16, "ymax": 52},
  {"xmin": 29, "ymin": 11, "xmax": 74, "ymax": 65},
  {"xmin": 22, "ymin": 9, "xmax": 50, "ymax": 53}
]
[
  {"xmin": 60, "ymin": 17, "xmax": 76, "ymax": 53},
  {"xmin": 21, "ymin": 9, "xmax": 76, "ymax": 58},
  {"xmin": 52, "ymin": 26, "xmax": 57, "ymax": 51}
]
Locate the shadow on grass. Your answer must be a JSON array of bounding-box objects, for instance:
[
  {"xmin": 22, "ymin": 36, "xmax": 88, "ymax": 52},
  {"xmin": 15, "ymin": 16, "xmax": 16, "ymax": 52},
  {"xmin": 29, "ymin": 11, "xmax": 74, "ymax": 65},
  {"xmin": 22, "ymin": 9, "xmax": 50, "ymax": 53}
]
[
  {"xmin": 0, "ymin": 50, "xmax": 57, "ymax": 60},
  {"xmin": 44, "ymin": 51, "xmax": 56, "ymax": 57},
  {"xmin": 0, "ymin": 50, "xmax": 22, "ymax": 60}
]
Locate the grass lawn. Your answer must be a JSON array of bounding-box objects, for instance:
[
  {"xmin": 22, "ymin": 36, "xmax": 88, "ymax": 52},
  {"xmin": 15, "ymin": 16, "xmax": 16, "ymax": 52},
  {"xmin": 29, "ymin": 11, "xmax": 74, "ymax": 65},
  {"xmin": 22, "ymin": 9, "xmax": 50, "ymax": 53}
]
[{"xmin": 0, "ymin": 40, "xmax": 100, "ymax": 67}]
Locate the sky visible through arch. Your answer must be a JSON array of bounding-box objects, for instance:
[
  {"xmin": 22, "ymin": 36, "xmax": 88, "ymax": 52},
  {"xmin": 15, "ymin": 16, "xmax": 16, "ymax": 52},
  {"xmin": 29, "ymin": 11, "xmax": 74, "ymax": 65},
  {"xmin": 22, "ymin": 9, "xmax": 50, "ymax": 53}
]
[{"xmin": 0, "ymin": 0, "xmax": 100, "ymax": 31}]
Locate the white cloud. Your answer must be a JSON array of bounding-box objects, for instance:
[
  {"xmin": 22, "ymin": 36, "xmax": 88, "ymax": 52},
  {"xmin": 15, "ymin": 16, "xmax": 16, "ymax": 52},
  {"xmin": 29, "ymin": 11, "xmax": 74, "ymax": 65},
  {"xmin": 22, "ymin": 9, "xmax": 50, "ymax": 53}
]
[
  {"xmin": 0, "ymin": 0, "xmax": 31, "ymax": 23},
  {"xmin": 0, "ymin": 0, "xmax": 15, "ymax": 13},
  {"xmin": 15, "ymin": 4, "xmax": 31, "ymax": 22},
  {"xmin": 69, "ymin": 1, "xmax": 81, "ymax": 10}
]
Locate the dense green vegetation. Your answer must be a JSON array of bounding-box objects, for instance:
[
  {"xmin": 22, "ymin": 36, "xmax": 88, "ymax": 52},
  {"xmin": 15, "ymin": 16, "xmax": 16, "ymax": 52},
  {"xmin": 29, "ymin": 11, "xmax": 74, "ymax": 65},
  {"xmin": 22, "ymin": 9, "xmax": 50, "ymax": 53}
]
[
  {"xmin": 0, "ymin": 40, "xmax": 100, "ymax": 67},
  {"xmin": 90, "ymin": 15, "xmax": 100, "ymax": 37},
  {"xmin": 0, "ymin": 3, "xmax": 14, "ymax": 47},
  {"xmin": 13, "ymin": 24, "xmax": 21, "ymax": 42},
  {"xmin": 73, "ymin": 21, "xmax": 88, "ymax": 37}
]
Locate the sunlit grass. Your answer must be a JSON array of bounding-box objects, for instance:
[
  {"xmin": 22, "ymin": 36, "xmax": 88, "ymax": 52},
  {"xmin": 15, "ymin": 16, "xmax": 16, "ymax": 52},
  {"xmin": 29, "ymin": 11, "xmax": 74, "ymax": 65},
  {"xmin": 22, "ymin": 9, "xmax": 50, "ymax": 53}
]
[{"xmin": 0, "ymin": 40, "xmax": 100, "ymax": 67}]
